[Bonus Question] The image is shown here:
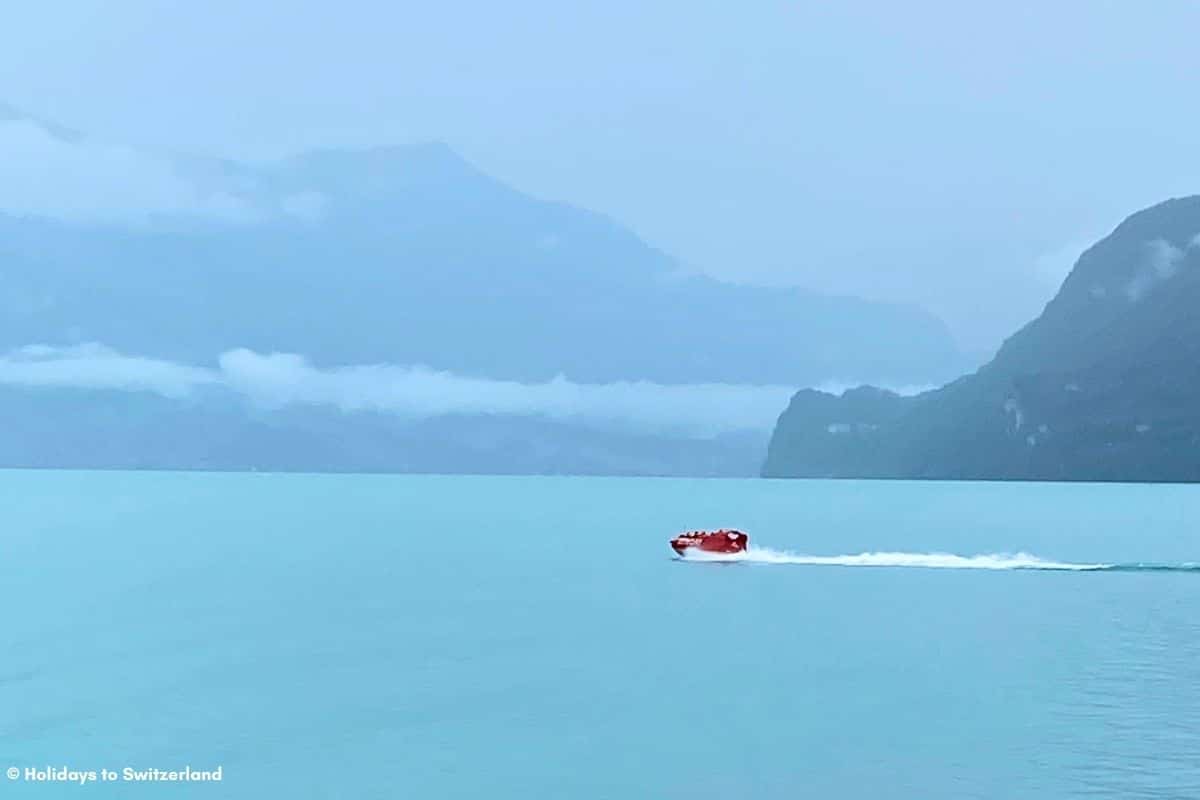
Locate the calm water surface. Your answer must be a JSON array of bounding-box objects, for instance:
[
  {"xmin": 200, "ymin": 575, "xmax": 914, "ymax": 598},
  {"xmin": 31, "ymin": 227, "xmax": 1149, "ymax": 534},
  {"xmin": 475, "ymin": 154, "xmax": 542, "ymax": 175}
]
[{"xmin": 2, "ymin": 471, "xmax": 1199, "ymax": 798}]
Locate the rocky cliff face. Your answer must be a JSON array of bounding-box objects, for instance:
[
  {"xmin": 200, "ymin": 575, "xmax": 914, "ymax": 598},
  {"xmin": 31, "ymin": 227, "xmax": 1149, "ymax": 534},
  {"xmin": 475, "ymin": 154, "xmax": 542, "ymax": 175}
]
[{"xmin": 764, "ymin": 196, "xmax": 1200, "ymax": 482}]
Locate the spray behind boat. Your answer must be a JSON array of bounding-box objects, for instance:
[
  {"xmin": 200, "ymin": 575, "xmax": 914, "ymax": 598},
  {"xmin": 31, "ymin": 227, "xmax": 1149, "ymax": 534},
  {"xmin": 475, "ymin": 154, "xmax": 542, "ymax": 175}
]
[{"xmin": 670, "ymin": 529, "xmax": 749, "ymax": 556}]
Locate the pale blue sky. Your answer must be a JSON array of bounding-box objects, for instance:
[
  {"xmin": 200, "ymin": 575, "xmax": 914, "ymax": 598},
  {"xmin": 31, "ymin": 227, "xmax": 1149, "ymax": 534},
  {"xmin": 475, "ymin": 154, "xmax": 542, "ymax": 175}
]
[{"xmin": 3, "ymin": 0, "xmax": 1199, "ymax": 351}]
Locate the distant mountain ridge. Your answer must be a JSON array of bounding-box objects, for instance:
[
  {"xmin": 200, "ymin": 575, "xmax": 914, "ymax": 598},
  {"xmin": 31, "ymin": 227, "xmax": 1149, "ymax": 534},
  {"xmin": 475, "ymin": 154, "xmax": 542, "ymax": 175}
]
[
  {"xmin": 0, "ymin": 104, "xmax": 967, "ymax": 476},
  {"xmin": 0, "ymin": 105, "xmax": 965, "ymax": 387},
  {"xmin": 764, "ymin": 196, "xmax": 1200, "ymax": 482}
]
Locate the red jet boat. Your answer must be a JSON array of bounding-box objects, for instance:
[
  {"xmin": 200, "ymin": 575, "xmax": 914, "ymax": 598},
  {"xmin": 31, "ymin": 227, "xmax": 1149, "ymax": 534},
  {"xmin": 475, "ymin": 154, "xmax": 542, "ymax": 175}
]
[{"xmin": 670, "ymin": 529, "xmax": 749, "ymax": 556}]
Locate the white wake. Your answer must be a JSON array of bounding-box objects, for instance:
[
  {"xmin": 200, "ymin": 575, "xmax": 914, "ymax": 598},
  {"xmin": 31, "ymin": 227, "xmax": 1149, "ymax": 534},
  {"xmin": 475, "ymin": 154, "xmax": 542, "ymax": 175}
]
[{"xmin": 682, "ymin": 546, "xmax": 1110, "ymax": 571}]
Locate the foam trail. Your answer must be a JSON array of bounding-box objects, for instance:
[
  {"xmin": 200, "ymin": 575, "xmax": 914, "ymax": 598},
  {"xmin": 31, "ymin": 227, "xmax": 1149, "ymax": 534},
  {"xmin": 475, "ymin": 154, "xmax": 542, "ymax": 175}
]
[{"xmin": 683, "ymin": 547, "xmax": 1109, "ymax": 571}]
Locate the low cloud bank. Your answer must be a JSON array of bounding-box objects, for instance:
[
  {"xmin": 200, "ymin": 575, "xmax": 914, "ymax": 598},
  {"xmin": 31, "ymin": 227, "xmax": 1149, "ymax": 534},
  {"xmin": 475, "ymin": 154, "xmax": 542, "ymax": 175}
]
[
  {"xmin": 0, "ymin": 344, "xmax": 217, "ymax": 397},
  {"xmin": 217, "ymin": 349, "xmax": 799, "ymax": 435},
  {"xmin": 0, "ymin": 344, "xmax": 931, "ymax": 437}
]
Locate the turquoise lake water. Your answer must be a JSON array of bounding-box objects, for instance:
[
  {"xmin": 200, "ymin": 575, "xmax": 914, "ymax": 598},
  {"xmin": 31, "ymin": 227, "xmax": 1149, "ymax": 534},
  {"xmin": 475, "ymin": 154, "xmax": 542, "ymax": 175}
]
[{"xmin": 3, "ymin": 471, "xmax": 1200, "ymax": 798}]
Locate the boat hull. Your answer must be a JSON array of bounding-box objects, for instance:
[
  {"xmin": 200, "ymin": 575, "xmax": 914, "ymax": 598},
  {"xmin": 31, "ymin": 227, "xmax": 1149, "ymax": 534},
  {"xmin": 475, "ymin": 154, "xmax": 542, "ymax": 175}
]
[{"xmin": 670, "ymin": 529, "xmax": 749, "ymax": 556}]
